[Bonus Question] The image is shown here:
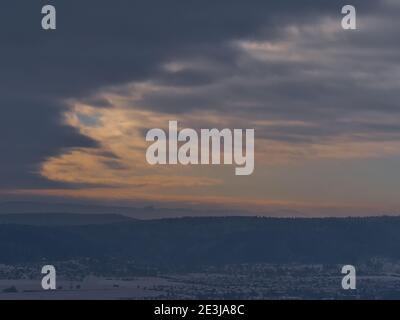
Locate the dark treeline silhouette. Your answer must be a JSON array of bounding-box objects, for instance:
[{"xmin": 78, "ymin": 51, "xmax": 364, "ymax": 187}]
[{"xmin": 0, "ymin": 215, "xmax": 399, "ymax": 268}]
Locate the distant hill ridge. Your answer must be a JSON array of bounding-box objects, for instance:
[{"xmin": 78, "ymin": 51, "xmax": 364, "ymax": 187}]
[
  {"xmin": 0, "ymin": 213, "xmax": 133, "ymax": 226},
  {"xmin": 0, "ymin": 201, "xmax": 255, "ymax": 219},
  {"xmin": 1, "ymin": 215, "xmax": 400, "ymax": 267}
]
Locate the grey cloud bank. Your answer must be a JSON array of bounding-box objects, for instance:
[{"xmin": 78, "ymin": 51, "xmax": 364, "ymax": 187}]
[{"xmin": 0, "ymin": 0, "xmax": 398, "ymax": 191}]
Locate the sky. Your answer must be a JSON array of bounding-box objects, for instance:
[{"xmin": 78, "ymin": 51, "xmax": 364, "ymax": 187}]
[{"xmin": 1, "ymin": 0, "xmax": 400, "ymax": 217}]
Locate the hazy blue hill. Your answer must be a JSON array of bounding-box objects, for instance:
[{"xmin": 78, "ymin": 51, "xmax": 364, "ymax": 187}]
[
  {"xmin": 1, "ymin": 215, "xmax": 400, "ymax": 268},
  {"xmin": 0, "ymin": 213, "xmax": 134, "ymax": 226},
  {"xmin": 0, "ymin": 201, "xmax": 282, "ymax": 219}
]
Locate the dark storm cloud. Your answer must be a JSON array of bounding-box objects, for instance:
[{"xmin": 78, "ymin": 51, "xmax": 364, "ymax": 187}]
[
  {"xmin": 0, "ymin": 100, "xmax": 98, "ymax": 188},
  {"xmin": 131, "ymin": 1, "xmax": 400, "ymax": 145},
  {"xmin": 0, "ymin": 0, "xmax": 391, "ymax": 188}
]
